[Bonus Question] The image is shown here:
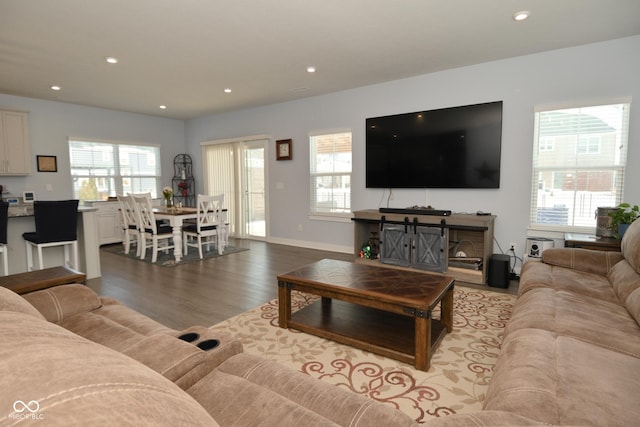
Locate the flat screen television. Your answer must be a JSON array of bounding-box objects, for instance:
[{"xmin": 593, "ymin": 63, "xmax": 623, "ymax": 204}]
[{"xmin": 365, "ymin": 101, "xmax": 502, "ymax": 189}]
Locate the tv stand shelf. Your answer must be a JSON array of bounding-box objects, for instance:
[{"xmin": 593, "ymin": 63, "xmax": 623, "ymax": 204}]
[{"xmin": 352, "ymin": 209, "xmax": 495, "ymax": 285}]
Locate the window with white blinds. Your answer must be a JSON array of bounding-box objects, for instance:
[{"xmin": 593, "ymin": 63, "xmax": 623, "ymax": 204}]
[
  {"xmin": 69, "ymin": 139, "xmax": 161, "ymax": 203},
  {"xmin": 309, "ymin": 130, "xmax": 352, "ymax": 217},
  {"xmin": 530, "ymin": 101, "xmax": 631, "ymax": 231}
]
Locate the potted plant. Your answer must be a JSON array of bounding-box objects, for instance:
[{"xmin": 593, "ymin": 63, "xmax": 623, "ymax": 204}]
[{"xmin": 608, "ymin": 202, "xmax": 639, "ymax": 239}]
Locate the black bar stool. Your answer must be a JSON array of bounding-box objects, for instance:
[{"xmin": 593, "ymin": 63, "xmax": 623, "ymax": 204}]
[{"xmin": 22, "ymin": 200, "xmax": 79, "ymax": 271}]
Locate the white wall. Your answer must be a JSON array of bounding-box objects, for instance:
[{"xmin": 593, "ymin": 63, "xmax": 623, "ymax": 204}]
[
  {"xmin": 2, "ymin": 36, "xmax": 638, "ymax": 260},
  {"xmin": 0, "ymin": 94, "xmax": 186, "ymax": 201},
  {"xmin": 185, "ymin": 36, "xmax": 640, "ymax": 255}
]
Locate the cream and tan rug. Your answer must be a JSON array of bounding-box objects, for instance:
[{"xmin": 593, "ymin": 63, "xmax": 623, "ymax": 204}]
[{"xmin": 210, "ymin": 287, "xmax": 516, "ymax": 423}]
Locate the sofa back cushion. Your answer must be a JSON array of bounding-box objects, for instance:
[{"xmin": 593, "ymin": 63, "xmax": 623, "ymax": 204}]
[
  {"xmin": 609, "ymin": 260, "xmax": 640, "ymax": 326},
  {"xmin": 0, "ymin": 311, "xmax": 218, "ymax": 426},
  {"xmin": 621, "ymin": 218, "xmax": 640, "ymax": 274},
  {"xmin": 22, "ymin": 284, "xmax": 102, "ymax": 323},
  {"xmin": 0, "ymin": 286, "xmax": 45, "ymax": 320}
]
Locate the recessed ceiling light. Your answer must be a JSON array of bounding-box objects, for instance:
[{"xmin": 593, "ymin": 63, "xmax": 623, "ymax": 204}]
[
  {"xmin": 224, "ymin": 88, "xmax": 232, "ymax": 93},
  {"xmin": 513, "ymin": 11, "xmax": 530, "ymax": 21},
  {"xmin": 159, "ymin": 105, "xmax": 167, "ymax": 109},
  {"xmin": 51, "ymin": 85, "xmax": 61, "ymax": 91},
  {"xmin": 105, "ymin": 56, "xmax": 119, "ymax": 64},
  {"xmin": 306, "ymin": 66, "xmax": 316, "ymax": 73}
]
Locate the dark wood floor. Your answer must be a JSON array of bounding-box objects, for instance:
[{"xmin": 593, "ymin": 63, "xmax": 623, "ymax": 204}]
[
  {"xmin": 87, "ymin": 239, "xmax": 518, "ymax": 330},
  {"xmin": 86, "ymin": 239, "xmax": 353, "ymax": 329}
]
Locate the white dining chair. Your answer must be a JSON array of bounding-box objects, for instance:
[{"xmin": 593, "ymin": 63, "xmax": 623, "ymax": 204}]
[
  {"xmin": 183, "ymin": 194, "xmax": 224, "ymax": 259},
  {"xmin": 131, "ymin": 193, "xmax": 174, "ymax": 263},
  {"xmin": 116, "ymin": 194, "xmax": 140, "ymax": 256}
]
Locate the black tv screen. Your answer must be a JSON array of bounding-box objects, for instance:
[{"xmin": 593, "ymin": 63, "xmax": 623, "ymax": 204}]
[{"xmin": 366, "ymin": 101, "xmax": 502, "ymax": 189}]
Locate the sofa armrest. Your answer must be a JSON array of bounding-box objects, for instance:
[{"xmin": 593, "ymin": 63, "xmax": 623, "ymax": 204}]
[
  {"xmin": 22, "ymin": 284, "xmax": 102, "ymax": 323},
  {"xmin": 122, "ymin": 326, "xmax": 243, "ymax": 390},
  {"xmin": 541, "ymin": 248, "xmax": 624, "ymax": 276}
]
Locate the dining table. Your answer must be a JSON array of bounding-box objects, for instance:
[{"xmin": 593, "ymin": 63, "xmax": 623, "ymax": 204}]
[{"xmin": 153, "ymin": 207, "xmax": 227, "ymax": 263}]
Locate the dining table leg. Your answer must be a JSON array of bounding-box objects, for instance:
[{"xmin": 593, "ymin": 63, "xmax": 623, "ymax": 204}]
[{"xmin": 171, "ymin": 217, "xmax": 184, "ymax": 262}]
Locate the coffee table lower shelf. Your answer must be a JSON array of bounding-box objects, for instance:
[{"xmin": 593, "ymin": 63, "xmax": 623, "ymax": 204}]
[{"xmin": 288, "ymin": 299, "xmax": 447, "ymax": 367}]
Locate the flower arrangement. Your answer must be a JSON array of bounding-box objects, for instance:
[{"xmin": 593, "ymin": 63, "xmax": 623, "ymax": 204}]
[{"xmin": 162, "ymin": 186, "xmax": 174, "ymax": 207}]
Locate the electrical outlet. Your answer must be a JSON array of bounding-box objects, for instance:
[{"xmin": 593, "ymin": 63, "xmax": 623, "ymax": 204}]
[{"xmin": 509, "ymin": 242, "xmax": 517, "ymax": 253}]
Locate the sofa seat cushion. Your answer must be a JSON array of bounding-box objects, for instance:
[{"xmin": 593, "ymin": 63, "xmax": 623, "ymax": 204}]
[
  {"xmin": 519, "ymin": 260, "xmax": 620, "ymax": 304},
  {"xmin": 484, "ymin": 328, "xmax": 640, "ymax": 427},
  {"xmin": 189, "ymin": 369, "xmax": 341, "ymax": 426},
  {"xmin": 0, "ymin": 311, "xmax": 218, "ymax": 426},
  {"xmin": 505, "ymin": 288, "xmax": 640, "ymax": 357},
  {"xmin": 59, "ymin": 297, "xmax": 175, "ymax": 352},
  {"xmin": 188, "ymin": 353, "xmax": 416, "ymax": 427}
]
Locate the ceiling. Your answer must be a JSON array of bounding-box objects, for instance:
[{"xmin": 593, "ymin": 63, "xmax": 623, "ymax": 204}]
[{"xmin": 1, "ymin": 1, "xmax": 639, "ymax": 120}]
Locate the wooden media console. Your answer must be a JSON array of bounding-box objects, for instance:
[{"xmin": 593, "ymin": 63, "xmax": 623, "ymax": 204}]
[{"xmin": 352, "ymin": 209, "xmax": 496, "ymax": 285}]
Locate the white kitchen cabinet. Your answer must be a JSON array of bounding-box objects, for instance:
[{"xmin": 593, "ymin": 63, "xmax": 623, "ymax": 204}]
[
  {"xmin": 0, "ymin": 109, "xmax": 31, "ymax": 175},
  {"xmin": 87, "ymin": 201, "xmax": 123, "ymax": 245}
]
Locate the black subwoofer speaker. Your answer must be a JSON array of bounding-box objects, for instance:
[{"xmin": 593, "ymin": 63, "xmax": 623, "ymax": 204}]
[{"xmin": 488, "ymin": 254, "xmax": 510, "ymax": 288}]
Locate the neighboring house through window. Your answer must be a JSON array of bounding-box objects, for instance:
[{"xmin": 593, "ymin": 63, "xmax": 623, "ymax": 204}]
[
  {"xmin": 530, "ymin": 101, "xmax": 630, "ymax": 230},
  {"xmin": 69, "ymin": 139, "xmax": 161, "ymax": 203},
  {"xmin": 309, "ymin": 130, "xmax": 352, "ymax": 219}
]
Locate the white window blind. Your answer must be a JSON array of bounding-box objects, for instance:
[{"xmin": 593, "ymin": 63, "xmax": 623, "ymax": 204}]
[
  {"xmin": 203, "ymin": 142, "xmax": 236, "ymax": 236},
  {"xmin": 309, "ymin": 131, "xmax": 352, "ymax": 217},
  {"xmin": 69, "ymin": 139, "xmax": 161, "ymax": 203},
  {"xmin": 530, "ymin": 101, "xmax": 630, "ymax": 231}
]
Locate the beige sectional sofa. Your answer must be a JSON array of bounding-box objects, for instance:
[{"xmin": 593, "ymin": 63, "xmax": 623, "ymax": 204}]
[
  {"xmin": 2, "ymin": 219, "xmax": 639, "ymax": 426},
  {"xmin": 0, "ymin": 281, "xmax": 417, "ymax": 426},
  {"xmin": 427, "ymin": 218, "xmax": 640, "ymax": 427}
]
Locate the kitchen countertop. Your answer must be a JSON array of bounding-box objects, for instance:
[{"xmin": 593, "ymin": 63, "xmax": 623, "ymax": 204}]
[{"xmin": 8, "ymin": 204, "xmax": 97, "ymax": 218}]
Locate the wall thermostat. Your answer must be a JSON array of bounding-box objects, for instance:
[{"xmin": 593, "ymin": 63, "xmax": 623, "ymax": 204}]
[{"xmin": 23, "ymin": 191, "xmax": 36, "ymax": 203}]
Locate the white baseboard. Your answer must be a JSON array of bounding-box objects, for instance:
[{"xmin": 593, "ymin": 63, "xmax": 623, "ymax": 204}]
[{"xmin": 266, "ymin": 237, "xmax": 352, "ymax": 254}]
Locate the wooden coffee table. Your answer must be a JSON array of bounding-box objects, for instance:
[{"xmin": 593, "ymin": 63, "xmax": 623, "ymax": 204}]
[{"xmin": 277, "ymin": 259, "xmax": 454, "ymax": 371}]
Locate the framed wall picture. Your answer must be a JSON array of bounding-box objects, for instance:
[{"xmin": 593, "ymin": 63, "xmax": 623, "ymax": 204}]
[
  {"xmin": 276, "ymin": 139, "xmax": 292, "ymax": 161},
  {"xmin": 37, "ymin": 155, "xmax": 58, "ymax": 172}
]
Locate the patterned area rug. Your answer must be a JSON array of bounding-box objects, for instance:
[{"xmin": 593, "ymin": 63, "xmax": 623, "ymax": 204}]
[
  {"xmin": 101, "ymin": 243, "xmax": 248, "ymax": 266},
  {"xmin": 210, "ymin": 287, "xmax": 516, "ymax": 423}
]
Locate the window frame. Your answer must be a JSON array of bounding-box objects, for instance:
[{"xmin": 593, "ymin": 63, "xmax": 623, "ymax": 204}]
[
  {"xmin": 529, "ymin": 100, "xmax": 630, "ymax": 232},
  {"xmin": 309, "ymin": 129, "xmax": 353, "ymax": 222},
  {"xmin": 68, "ymin": 138, "xmax": 162, "ymax": 203}
]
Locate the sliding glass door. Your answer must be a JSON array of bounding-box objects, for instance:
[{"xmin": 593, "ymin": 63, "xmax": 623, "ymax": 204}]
[
  {"xmin": 202, "ymin": 136, "xmax": 267, "ymax": 240},
  {"xmin": 242, "ymin": 142, "xmax": 265, "ymax": 238}
]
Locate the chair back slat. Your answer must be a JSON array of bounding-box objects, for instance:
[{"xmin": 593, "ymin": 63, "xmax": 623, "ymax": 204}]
[
  {"xmin": 131, "ymin": 193, "xmax": 157, "ymax": 235},
  {"xmin": 117, "ymin": 194, "xmax": 138, "ymax": 229},
  {"xmin": 197, "ymin": 194, "xmax": 224, "ymax": 232}
]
